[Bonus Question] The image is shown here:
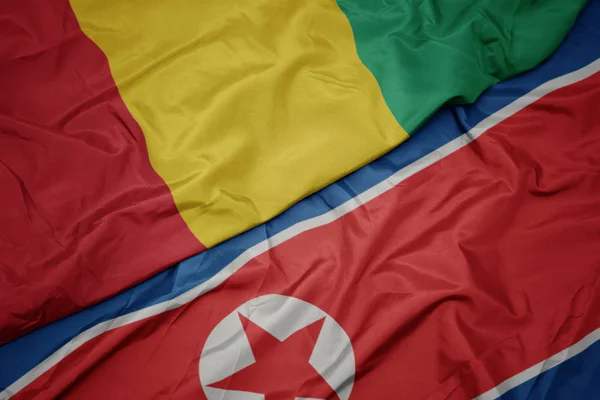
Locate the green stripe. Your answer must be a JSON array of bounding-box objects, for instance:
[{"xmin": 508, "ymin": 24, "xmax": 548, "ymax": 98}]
[{"xmin": 336, "ymin": 0, "xmax": 587, "ymax": 133}]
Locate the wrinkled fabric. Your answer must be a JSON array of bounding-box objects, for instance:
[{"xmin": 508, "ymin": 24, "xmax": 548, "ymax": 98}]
[
  {"xmin": 0, "ymin": 0, "xmax": 587, "ymax": 344},
  {"xmin": 5, "ymin": 52, "xmax": 600, "ymax": 400},
  {"xmin": 0, "ymin": 0, "xmax": 206, "ymax": 344},
  {"xmin": 68, "ymin": 0, "xmax": 408, "ymax": 248},
  {"xmin": 338, "ymin": 0, "xmax": 588, "ymax": 132}
]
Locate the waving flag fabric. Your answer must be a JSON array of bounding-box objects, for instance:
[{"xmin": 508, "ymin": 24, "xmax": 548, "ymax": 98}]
[
  {"xmin": 2, "ymin": 2, "xmax": 599, "ymax": 398},
  {"xmin": 0, "ymin": 0, "xmax": 587, "ymax": 343}
]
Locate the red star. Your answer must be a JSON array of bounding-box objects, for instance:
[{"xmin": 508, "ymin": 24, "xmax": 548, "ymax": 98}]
[{"xmin": 208, "ymin": 313, "xmax": 341, "ymax": 400}]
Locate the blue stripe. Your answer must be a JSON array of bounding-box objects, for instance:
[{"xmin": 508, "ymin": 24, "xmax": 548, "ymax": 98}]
[
  {"xmin": 2, "ymin": 0, "xmax": 600, "ymax": 392},
  {"xmin": 498, "ymin": 339, "xmax": 600, "ymax": 400}
]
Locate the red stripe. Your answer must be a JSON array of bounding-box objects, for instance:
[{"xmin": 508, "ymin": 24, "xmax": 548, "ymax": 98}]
[
  {"xmin": 11, "ymin": 69, "xmax": 600, "ymax": 400},
  {"xmin": 0, "ymin": 1, "xmax": 204, "ymax": 344}
]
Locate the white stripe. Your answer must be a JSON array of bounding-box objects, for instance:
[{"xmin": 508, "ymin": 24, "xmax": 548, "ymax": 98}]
[
  {"xmin": 473, "ymin": 327, "xmax": 600, "ymax": 400},
  {"xmin": 2, "ymin": 58, "xmax": 600, "ymax": 400}
]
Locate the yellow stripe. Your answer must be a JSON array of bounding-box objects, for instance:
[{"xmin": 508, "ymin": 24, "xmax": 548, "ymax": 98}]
[{"xmin": 70, "ymin": 0, "xmax": 408, "ymax": 247}]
